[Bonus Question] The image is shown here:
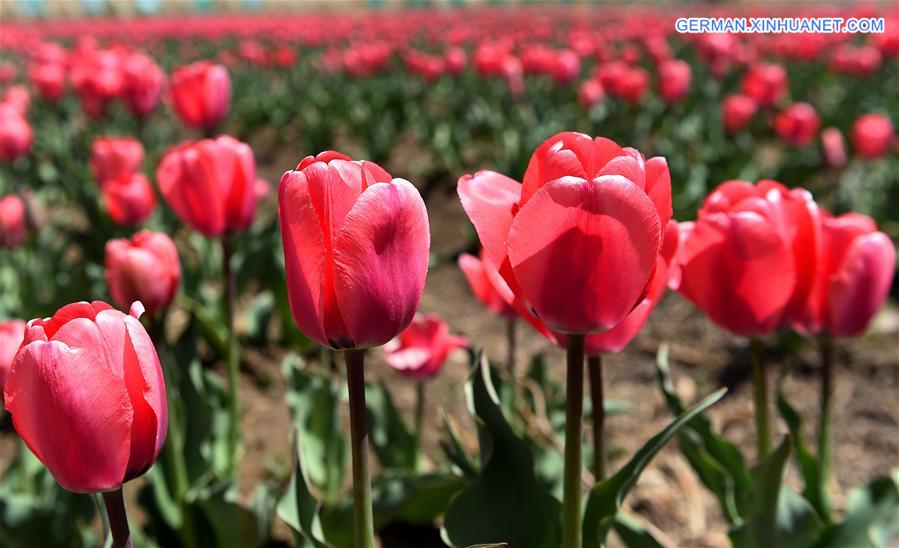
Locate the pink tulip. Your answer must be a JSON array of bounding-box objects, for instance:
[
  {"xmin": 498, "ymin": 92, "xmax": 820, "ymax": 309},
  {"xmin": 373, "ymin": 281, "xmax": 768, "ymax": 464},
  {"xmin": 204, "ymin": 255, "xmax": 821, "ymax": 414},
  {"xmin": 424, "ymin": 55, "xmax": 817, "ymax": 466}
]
[
  {"xmin": 0, "ymin": 194, "xmax": 27, "ymax": 248},
  {"xmin": 852, "ymin": 114, "xmax": 895, "ymax": 159},
  {"xmin": 3, "ymin": 301, "xmax": 167, "ymax": 493},
  {"xmin": 28, "ymin": 62, "xmax": 66, "ymax": 102},
  {"xmin": 458, "ymin": 132, "xmax": 670, "ymax": 335},
  {"xmin": 578, "ymin": 79, "xmax": 605, "ymax": 109},
  {"xmin": 91, "ymin": 136, "xmax": 144, "ymax": 187},
  {"xmin": 278, "ymin": 151, "xmax": 430, "ymax": 349},
  {"xmin": 102, "ymin": 173, "xmax": 157, "ymax": 226},
  {"xmin": 458, "ymin": 249, "xmax": 517, "ymax": 319},
  {"xmin": 122, "ymin": 52, "xmax": 166, "ymax": 118},
  {"xmin": 741, "ymin": 62, "xmax": 788, "ymax": 108},
  {"xmin": 444, "ymin": 47, "xmax": 467, "ymax": 76},
  {"xmin": 657, "ymin": 59, "xmax": 691, "ymax": 104},
  {"xmin": 722, "ymin": 94, "xmax": 757, "ymax": 133},
  {"xmin": 169, "ymin": 61, "xmax": 230, "ymax": 130},
  {"xmin": 774, "ymin": 102, "xmax": 821, "ymax": 146},
  {"xmin": 0, "ymin": 106, "xmax": 33, "ymax": 162},
  {"xmin": 821, "ymin": 127, "xmax": 848, "ymax": 168},
  {"xmin": 156, "ymin": 136, "xmax": 256, "ymax": 237},
  {"xmin": 384, "ymin": 314, "xmax": 468, "ymax": 379},
  {"xmin": 0, "ymin": 319, "xmax": 26, "ymax": 392},
  {"xmin": 105, "ymin": 231, "xmax": 181, "ymax": 315}
]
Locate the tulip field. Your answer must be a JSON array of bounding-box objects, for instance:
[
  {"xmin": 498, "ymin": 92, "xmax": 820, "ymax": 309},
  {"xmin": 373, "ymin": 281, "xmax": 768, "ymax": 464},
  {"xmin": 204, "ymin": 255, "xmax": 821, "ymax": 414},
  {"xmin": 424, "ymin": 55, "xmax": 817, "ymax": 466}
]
[{"xmin": 1, "ymin": 3, "xmax": 899, "ymax": 548}]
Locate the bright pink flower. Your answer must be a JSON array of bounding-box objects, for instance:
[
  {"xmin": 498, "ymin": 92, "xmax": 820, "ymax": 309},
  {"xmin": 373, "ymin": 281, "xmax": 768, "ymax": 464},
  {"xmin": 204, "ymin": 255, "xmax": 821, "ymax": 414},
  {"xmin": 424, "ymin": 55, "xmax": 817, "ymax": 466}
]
[
  {"xmin": 799, "ymin": 213, "xmax": 895, "ymax": 338},
  {"xmin": 28, "ymin": 62, "xmax": 66, "ymax": 102},
  {"xmin": 774, "ymin": 102, "xmax": 821, "ymax": 146},
  {"xmin": 617, "ymin": 67, "xmax": 649, "ymax": 103},
  {"xmin": 0, "ymin": 194, "xmax": 27, "ymax": 248},
  {"xmin": 384, "ymin": 314, "xmax": 468, "ymax": 379},
  {"xmin": 2, "ymin": 86, "xmax": 30, "ymax": 114},
  {"xmin": 740, "ymin": 62, "xmax": 788, "ymax": 108},
  {"xmin": 278, "ymin": 151, "xmax": 430, "ymax": 349},
  {"xmin": 552, "ymin": 50, "xmax": 582, "ymax": 85},
  {"xmin": 3, "ymin": 301, "xmax": 167, "ymax": 493},
  {"xmin": 156, "ymin": 136, "xmax": 256, "ymax": 236},
  {"xmin": 722, "ymin": 94, "xmax": 757, "ymax": 133},
  {"xmin": 677, "ymin": 180, "xmax": 822, "ymax": 336},
  {"xmin": 458, "ymin": 249, "xmax": 516, "ymax": 319},
  {"xmin": 444, "ymin": 47, "xmax": 467, "ymax": 76},
  {"xmin": 821, "ymin": 127, "xmax": 847, "ymax": 168},
  {"xmin": 0, "ymin": 320, "xmax": 25, "ymax": 391},
  {"xmin": 657, "ymin": 59, "xmax": 691, "ymax": 104},
  {"xmin": 458, "ymin": 132, "xmax": 670, "ymax": 335},
  {"xmin": 105, "ymin": 231, "xmax": 180, "ymax": 315},
  {"xmin": 0, "ymin": 106, "xmax": 33, "ymax": 161},
  {"xmin": 91, "ymin": 136, "xmax": 144, "ymax": 187},
  {"xmin": 169, "ymin": 61, "xmax": 230, "ymax": 130},
  {"xmin": 578, "ymin": 79, "xmax": 605, "ymax": 109},
  {"xmin": 102, "ymin": 173, "xmax": 157, "ymax": 226},
  {"xmin": 851, "ymin": 114, "xmax": 895, "ymax": 159},
  {"xmin": 122, "ymin": 52, "xmax": 166, "ymax": 118}
]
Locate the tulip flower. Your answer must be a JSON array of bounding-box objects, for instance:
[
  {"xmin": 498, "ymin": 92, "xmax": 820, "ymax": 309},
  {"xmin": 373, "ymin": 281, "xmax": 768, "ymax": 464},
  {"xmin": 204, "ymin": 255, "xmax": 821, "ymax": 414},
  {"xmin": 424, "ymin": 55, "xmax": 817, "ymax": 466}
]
[
  {"xmin": 774, "ymin": 102, "xmax": 821, "ymax": 146},
  {"xmin": 0, "ymin": 194, "xmax": 27, "ymax": 248},
  {"xmin": 0, "ymin": 319, "xmax": 25, "ymax": 393},
  {"xmin": 4, "ymin": 301, "xmax": 167, "ymax": 547},
  {"xmin": 28, "ymin": 62, "xmax": 66, "ymax": 102},
  {"xmin": 459, "ymin": 131, "xmax": 670, "ymax": 548},
  {"xmin": 722, "ymin": 94, "xmax": 758, "ymax": 134},
  {"xmin": 2, "ymin": 86, "xmax": 30, "ymax": 114},
  {"xmin": 578, "ymin": 79, "xmax": 605, "ymax": 109},
  {"xmin": 385, "ymin": 314, "xmax": 467, "ymax": 380},
  {"xmin": 106, "ymin": 231, "xmax": 181, "ymax": 315},
  {"xmin": 279, "ymin": 150, "xmax": 430, "ymax": 548},
  {"xmin": 740, "ymin": 62, "xmax": 788, "ymax": 107},
  {"xmin": 102, "ymin": 173, "xmax": 157, "ymax": 226},
  {"xmin": 169, "ymin": 61, "xmax": 230, "ymax": 132},
  {"xmin": 122, "ymin": 52, "xmax": 166, "ymax": 118},
  {"xmin": 0, "ymin": 105, "xmax": 33, "ymax": 162},
  {"xmin": 444, "ymin": 46, "xmax": 467, "ymax": 75},
  {"xmin": 657, "ymin": 59, "xmax": 691, "ymax": 104},
  {"xmin": 91, "ymin": 136, "xmax": 144, "ymax": 187},
  {"xmin": 821, "ymin": 127, "xmax": 848, "ymax": 168},
  {"xmin": 851, "ymin": 113, "xmax": 895, "ymax": 159}
]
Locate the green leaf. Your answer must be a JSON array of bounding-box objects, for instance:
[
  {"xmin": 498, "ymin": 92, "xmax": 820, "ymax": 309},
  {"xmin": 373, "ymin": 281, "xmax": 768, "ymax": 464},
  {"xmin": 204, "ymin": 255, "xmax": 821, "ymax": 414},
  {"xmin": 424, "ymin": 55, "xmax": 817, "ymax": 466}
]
[
  {"xmin": 365, "ymin": 382, "xmax": 417, "ymax": 471},
  {"xmin": 655, "ymin": 344, "xmax": 750, "ymax": 523},
  {"xmin": 583, "ymin": 387, "xmax": 727, "ymax": 547},
  {"xmin": 442, "ymin": 351, "xmax": 562, "ymax": 548},
  {"xmin": 776, "ymin": 389, "xmax": 831, "ymax": 520},
  {"xmin": 276, "ymin": 436, "xmax": 330, "ymax": 548},
  {"xmin": 613, "ymin": 513, "xmax": 664, "ymax": 548},
  {"xmin": 813, "ymin": 472, "xmax": 899, "ymax": 548},
  {"xmin": 192, "ymin": 483, "xmax": 270, "ymax": 548},
  {"xmin": 440, "ymin": 410, "xmax": 479, "ymax": 479}
]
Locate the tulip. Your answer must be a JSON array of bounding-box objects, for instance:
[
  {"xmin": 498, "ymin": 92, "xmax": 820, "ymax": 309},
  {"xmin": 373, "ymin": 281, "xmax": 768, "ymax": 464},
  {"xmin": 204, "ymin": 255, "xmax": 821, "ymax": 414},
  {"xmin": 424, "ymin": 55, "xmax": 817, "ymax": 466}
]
[
  {"xmin": 0, "ymin": 319, "xmax": 25, "ymax": 393},
  {"xmin": 169, "ymin": 61, "xmax": 230, "ymax": 132},
  {"xmin": 459, "ymin": 132, "xmax": 669, "ymax": 548},
  {"xmin": 740, "ymin": 62, "xmax": 788, "ymax": 107},
  {"xmin": 4, "ymin": 301, "xmax": 166, "ymax": 547},
  {"xmin": 2, "ymin": 86, "xmax": 30, "ymax": 114},
  {"xmin": 458, "ymin": 249, "xmax": 516, "ymax": 320},
  {"xmin": 91, "ymin": 136, "xmax": 144, "ymax": 186},
  {"xmin": 28, "ymin": 62, "xmax": 66, "ymax": 102},
  {"xmin": 0, "ymin": 61, "xmax": 14, "ymax": 85},
  {"xmin": 156, "ymin": 136, "xmax": 256, "ymax": 237},
  {"xmin": 657, "ymin": 59, "xmax": 691, "ymax": 104},
  {"xmin": 617, "ymin": 66, "xmax": 649, "ymax": 104},
  {"xmin": 821, "ymin": 127, "xmax": 847, "ymax": 168},
  {"xmin": 0, "ymin": 106, "xmax": 33, "ymax": 162},
  {"xmin": 384, "ymin": 314, "xmax": 467, "ymax": 380},
  {"xmin": 279, "ymin": 150, "xmax": 430, "ymax": 548},
  {"xmin": 122, "ymin": 52, "xmax": 166, "ymax": 118},
  {"xmin": 578, "ymin": 79, "xmax": 605, "ymax": 109},
  {"xmin": 851, "ymin": 113, "xmax": 895, "ymax": 159},
  {"xmin": 722, "ymin": 94, "xmax": 757, "ymax": 133},
  {"xmin": 0, "ymin": 194, "xmax": 27, "ymax": 248},
  {"xmin": 102, "ymin": 173, "xmax": 157, "ymax": 226},
  {"xmin": 774, "ymin": 102, "xmax": 821, "ymax": 146},
  {"xmin": 444, "ymin": 46, "xmax": 467, "ymax": 76},
  {"xmin": 105, "ymin": 231, "xmax": 181, "ymax": 315}
]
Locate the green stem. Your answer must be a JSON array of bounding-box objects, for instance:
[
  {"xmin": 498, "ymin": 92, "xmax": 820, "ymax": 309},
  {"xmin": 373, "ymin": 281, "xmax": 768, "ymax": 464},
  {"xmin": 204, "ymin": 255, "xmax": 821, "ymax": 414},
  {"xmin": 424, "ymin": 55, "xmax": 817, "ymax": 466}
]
[
  {"xmin": 221, "ymin": 237, "xmax": 241, "ymax": 476},
  {"xmin": 750, "ymin": 338, "xmax": 771, "ymax": 460},
  {"xmin": 101, "ymin": 488, "xmax": 132, "ymax": 548},
  {"xmin": 818, "ymin": 335, "xmax": 834, "ymax": 484},
  {"xmin": 588, "ymin": 354, "xmax": 606, "ymax": 482},
  {"xmin": 414, "ymin": 380, "xmax": 426, "ymax": 472},
  {"xmin": 562, "ymin": 334, "xmax": 585, "ymax": 548},
  {"xmin": 345, "ymin": 349, "xmax": 375, "ymax": 548},
  {"xmin": 506, "ymin": 316, "xmax": 518, "ymax": 413}
]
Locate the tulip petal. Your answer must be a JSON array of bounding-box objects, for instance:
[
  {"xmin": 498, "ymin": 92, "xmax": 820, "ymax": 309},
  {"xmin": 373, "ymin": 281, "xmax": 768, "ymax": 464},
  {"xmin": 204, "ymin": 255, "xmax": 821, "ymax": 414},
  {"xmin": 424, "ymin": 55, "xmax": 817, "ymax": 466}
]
[
  {"xmin": 507, "ymin": 175, "xmax": 661, "ymax": 334},
  {"xmin": 827, "ymin": 232, "xmax": 895, "ymax": 338},
  {"xmin": 457, "ymin": 170, "xmax": 521, "ymax": 269},
  {"xmin": 645, "ymin": 157, "xmax": 673, "ymax": 229},
  {"xmin": 333, "ymin": 179, "xmax": 430, "ymax": 348},
  {"xmin": 4, "ymin": 341, "xmax": 133, "ymax": 493},
  {"xmin": 123, "ymin": 315, "xmax": 167, "ymax": 473}
]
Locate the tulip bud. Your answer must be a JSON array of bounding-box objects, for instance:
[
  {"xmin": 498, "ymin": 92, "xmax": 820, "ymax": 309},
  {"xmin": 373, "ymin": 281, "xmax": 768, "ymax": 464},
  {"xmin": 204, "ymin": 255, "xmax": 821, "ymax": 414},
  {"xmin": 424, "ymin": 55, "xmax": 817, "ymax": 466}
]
[
  {"xmin": 0, "ymin": 194, "xmax": 27, "ymax": 248},
  {"xmin": 169, "ymin": 61, "xmax": 230, "ymax": 130},
  {"xmin": 106, "ymin": 231, "xmax": 181, "ymax": 315},
  {"xmin": 3, "ymin": 301, "xmax": 168, "ymax": 493},
  {"xmin": 851, "ymin": 113, "xmax": 895, "ymax": 159},
  {"xmin": 384, "ymin": 314, "xmax": 468, "ymax": 380}
]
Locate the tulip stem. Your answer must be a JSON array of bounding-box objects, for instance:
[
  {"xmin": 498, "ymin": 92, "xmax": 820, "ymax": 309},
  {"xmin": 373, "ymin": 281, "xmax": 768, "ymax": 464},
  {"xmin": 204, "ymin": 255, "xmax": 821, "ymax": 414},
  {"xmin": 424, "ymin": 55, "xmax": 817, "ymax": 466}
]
[
  {"xmin": 588, "ymin": 355, "xmax": 606, "ymax": 482},
  {"xmin": 345, "ymin": 349, "xmax": 375, "ymax": 548},
  {"xmin": 562, "ymin": 334, "xmax": 585, "ymax": 548},
  {"xmin": 221, "ymin": 236, "xmax": 241, "ymax": 476},
  {"xmin": 506, "ymin": 316, "xmax": 518, "ymax": 413},
  {"xmin": 102, "ymin": 488, "xmax": 133, "ymax": 548},
  {"xmin": 414, "ymin": 380, "xmax": 426, "ymax": 471},
  {"xmin": 818, "ymin": 335, "xmax": 835, "ymax": 486},
  {"xmin": 750, "ymin": 338, "xmax": 771, "ymax": 460}
]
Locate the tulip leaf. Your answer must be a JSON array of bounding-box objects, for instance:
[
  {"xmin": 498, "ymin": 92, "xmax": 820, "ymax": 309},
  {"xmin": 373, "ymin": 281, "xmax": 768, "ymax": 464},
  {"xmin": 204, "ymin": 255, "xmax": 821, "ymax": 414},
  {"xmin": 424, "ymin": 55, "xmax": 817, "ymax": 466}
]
[
  {"xmin": 442, "ymin": 351, "xmax": 562, "ymax": 548},
  {"xmin": 440, "ymin": 410, "xmax": 479, "ymax": 479},
  {"xmin": 276, "ymin": 435, "xmax": 331, "ymax": 548},
  {"xmin": 776, "ymin": 388, "xmax": 831, "ymax": 520},
  {"xmin": 612, "ymin": 513, "xmax": 664, "ymax": 548},
  {"xmin": 812, "ymin": 472, "xmax": 899, "ymax": 548},
  {"xmin": 728, "ymin": 437, "xmax": 823, "ymax": 548},
  {"xmin": 365, "ymin": 382, "xmax": 418, "ymax": 471},
  {"xmin": 282, "ymin": 354, "xmax": 347, "ymax": 502},
  {"xmin": 582, "ymin": 387, "xmax": 727, "ymax": 547},
  {"xmin": 192, "ymin": 483, "xmax": 271, "ymax": 548},
  {"xmin": 654, "ymin": 344, "xmax": 750, "ymax": 523}
]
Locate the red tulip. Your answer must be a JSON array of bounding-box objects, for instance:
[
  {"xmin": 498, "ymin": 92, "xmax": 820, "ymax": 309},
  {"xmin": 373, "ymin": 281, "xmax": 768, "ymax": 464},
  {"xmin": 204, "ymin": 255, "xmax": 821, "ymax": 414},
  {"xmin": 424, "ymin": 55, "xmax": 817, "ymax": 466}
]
[
  {"xmin": 657, "ymin": 59, "xmax": 691, "ymax": 104},
  {"xmin": 578, "ymin": 79, "xmax": 605, "ymax": 109},
  {"xmin": 851, "ymin": 114, "xmax": 895, "ymax": 159},
  {"xmin": 2, "ymin": 86, "xmax": 30, "ymax": 114},
  {"xmin": 444, "ymin": 47, "xmax": 467, "ymax": 76},
  {"xmin": 105, "ymin": 231, "xmax": 180, "ymax": 315},
  {"xmin": 617, "ymin": 67, "xmax": 649, "ymax": 104},
  {"xmin": 740, "ymin": 62, "xmax": 788, "ymax": 108},
  {"xmin": 384, "ymin": 314, "xmax": 468, "ymax": 379},
  {"xmin": 722, "ymin": 94, "xmax": 757, "ymax": 133},
  {"xmin": 821, "ymin": 127, "xmax": 847, "ymax": 168},
  {"xmin": 3, "ymin": 301, "xmax": 167, "ymax": 493},
  {"xmin": 28, "ymin": 62, "xmax": 66, "ymax": 102},
  {"xmin": 774, "ymin": 102, "xmax": 821, "ymax": 146},
  {"xmin": 156, "ymin": 136, "xmax": 256, "ymax": 236},
  {"xmin": 0, "ymin": 194, "xmax": 27, "ymax": 248},
  {"xmin": 458, "ymin": 132, "xmax": 669, "ymax": 335},
  {"xmin": 677, "ymin": 180, "xmax": 821, "ymax": 336},
  {"xmin": 552, "ymin": 50, "xmax": 582, "ymax": 85},
  {"xmin": 169, "ymin": 61, "xmax": 230, "ymax": 130},
  {"xmin": 458, "ymin": 249, "xmax": 517, "ymax": 319},
  {"xmin": 122, "ymin": 51, "xmax": 166, "ymax": 118},
  {"xmin": 102, "ymin": 173, "xmax": 157, "ymax": 226},
  {"xmin": 0, "ymin": 105, "xmax": 33, "ymax": 161},
  {"xmin": 0, "ymin": 320, "xmax": 25, "ymax": 392},
  {"xmin": 0, "ymin": 62, "xmax": 14, "ymax": 85},
  {"xmin": 799, "ymin": 213, "xmax": 895, "ymax": 338},
  {"xmin": 91, "ymin": 136, "xmax": 144, "ymax": 186},
  {"xmin": 278, "ymin": 151, "xmax": 430, "ymax": 349}
]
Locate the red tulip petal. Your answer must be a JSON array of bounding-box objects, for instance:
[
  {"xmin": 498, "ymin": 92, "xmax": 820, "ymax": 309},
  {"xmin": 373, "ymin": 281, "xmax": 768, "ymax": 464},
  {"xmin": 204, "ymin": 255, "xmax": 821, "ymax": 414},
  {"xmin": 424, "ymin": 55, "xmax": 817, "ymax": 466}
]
[
  {"xmin": 457, "ymin": 170, "xmax": 521, "ymax": 269},
  {"xmin": 333, "ymin": 179, "xmax": 430, "ymax": 348},
  {"xmin": 597, "ymin": 155, "xmax": 645, "ymax": 189},
  {"xmin": 507, "ymin": 175, "xmax": 661, "ymax": 334},
  {"xmin": 645, "ymin": 157, "xmax": 673, "ymax": 229},
  {"xmin": 584, "ymin": 298, "xmax": 654, "ymax": 355},
  {"xmin": 123, "ymin": 314, "xmax": 167, "ymax": 474},
  {"xmin": 827, "ymin": 232, "xmax": 895, "ymax": 338}
]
